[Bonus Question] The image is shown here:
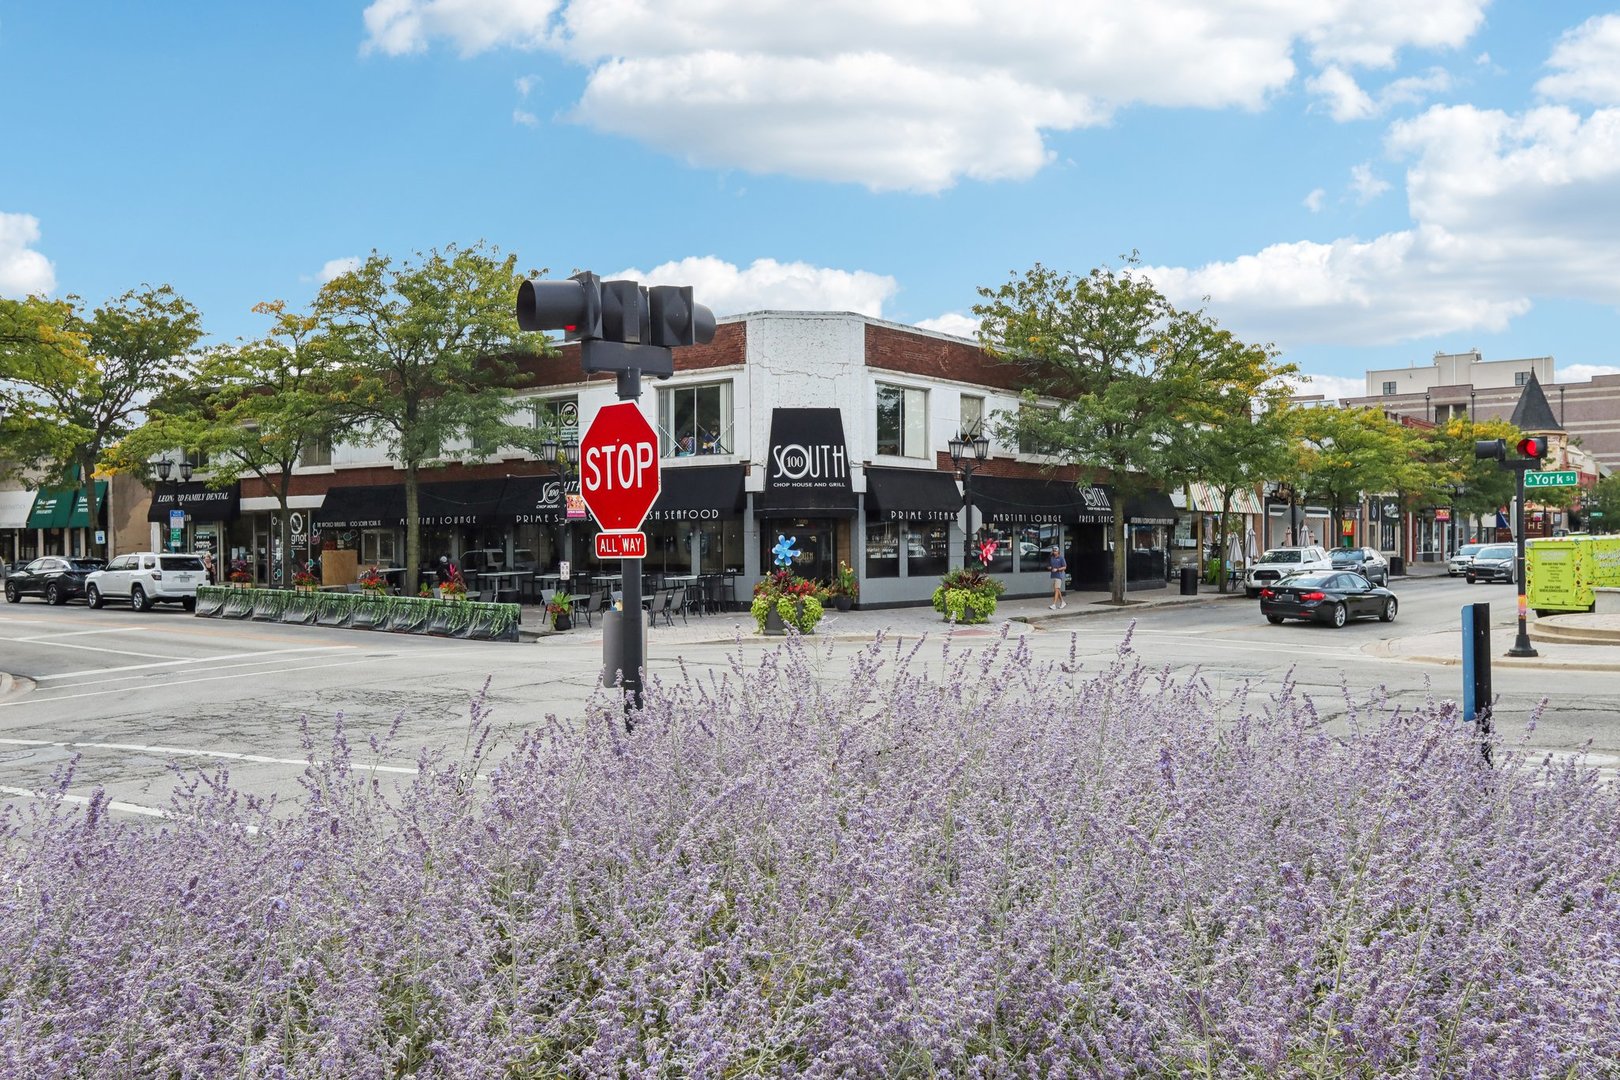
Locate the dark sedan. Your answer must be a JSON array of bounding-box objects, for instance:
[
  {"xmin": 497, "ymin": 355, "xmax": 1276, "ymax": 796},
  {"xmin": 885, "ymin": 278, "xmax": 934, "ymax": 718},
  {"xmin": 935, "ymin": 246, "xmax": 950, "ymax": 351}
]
[
  {"xmin": 1259, "ymin": 571, "xmax": 1398, "ymax": 628},
  {"xmin": 1465, "ymin": 544, "xmax": 1516, "ymax": 584},
  {"xmin": 3, "ymin": 556, "xmax": 106, "ymax": 605},
  {"xmin": 1328, "ymin": 545, "xmax": 1390, "ymax": 586}
]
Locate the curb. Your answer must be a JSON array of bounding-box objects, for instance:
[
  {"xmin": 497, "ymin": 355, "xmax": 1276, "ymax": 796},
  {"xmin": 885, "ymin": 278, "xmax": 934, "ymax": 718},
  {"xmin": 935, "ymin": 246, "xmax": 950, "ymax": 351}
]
[
  {"xmin": 1398, "ymin": 652, "xmax": 1620, "ymax": 672},
  {"xmin": 1014, "ymin": 590, "xmax": 1251, "ymax": 626}
]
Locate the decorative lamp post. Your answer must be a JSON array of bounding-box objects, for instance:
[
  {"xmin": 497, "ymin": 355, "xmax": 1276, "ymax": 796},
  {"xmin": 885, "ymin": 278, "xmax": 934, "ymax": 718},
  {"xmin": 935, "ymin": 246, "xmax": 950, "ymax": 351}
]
[
  {"xmin": 948, "ymin": 430, "xmax": 990, "ymax": 570},
  {"xmin": 151, "ymin": 454, "xmax": 194, "ymax": 553}
]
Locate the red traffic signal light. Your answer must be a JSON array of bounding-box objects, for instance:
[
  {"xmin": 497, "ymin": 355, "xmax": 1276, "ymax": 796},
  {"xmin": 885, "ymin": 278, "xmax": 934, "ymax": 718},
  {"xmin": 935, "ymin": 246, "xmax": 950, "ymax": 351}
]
[
  {"xmin": 516, "ymin": 271, "xmax": 602, "ymax": 340},
  {"xmin": 1516, "ymin": 436, "xmax": 1548, "ymax": 459}
]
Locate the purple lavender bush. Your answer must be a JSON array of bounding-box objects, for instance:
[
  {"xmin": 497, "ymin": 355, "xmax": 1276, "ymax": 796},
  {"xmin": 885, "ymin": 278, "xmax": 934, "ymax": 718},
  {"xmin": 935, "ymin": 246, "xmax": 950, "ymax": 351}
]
[{"xmin": 3, "ymin": 631, "xmax": 1619, "ymax": 1076}]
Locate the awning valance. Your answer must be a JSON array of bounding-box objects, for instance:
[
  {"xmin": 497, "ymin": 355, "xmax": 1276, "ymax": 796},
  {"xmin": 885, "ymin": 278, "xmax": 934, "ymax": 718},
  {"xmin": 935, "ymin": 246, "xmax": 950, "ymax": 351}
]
[
  {"xmin": 312, "ymin": 485, "xmax": 404, "ymax": 530},
  {"xmin": 26, "ymin": 486, "xmax": 76, "ymax": 530},
  {"xmin": 1123, "ymin": 490, "xmax": 1179, "ymax": 526},
  {"xmin": 313, "ymin": 476, "xmax": 573, "ymax": 530},
  {"xmin": 865, "ymin": 467, "xmax": 961, "ymax": 523},
  {"xmin": 758, "ymin": 407, "xmax": 856, "ymax": 518},
  {"xmin": 646, "ymin": 465, "xmax": 746, "ymax": 522},
  {"xmin": 970, "ymin": 477, "xmax": 1113, "ymax": 525},
  {"xmin": 67, "ymin": 481, "xmax": 110, "ymax": 529},
  {"xmin": 1186, "ymin": 482, "xmax": 1263, "ymax": 516},
  {"xmin": 148, "ymin": 481, "xmax": 241, "ymax": 523}
]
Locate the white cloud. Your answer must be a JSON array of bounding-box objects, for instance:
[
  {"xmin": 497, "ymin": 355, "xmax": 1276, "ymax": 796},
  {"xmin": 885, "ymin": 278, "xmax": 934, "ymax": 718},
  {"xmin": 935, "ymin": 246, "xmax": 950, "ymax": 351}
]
[
  {"xmin": 916, "ymin": 312, "xmax": 979, "ymax": 339},
  {"xmin": 612, "ymin": 256, "xmax": 898, "ymax": 318},
  {"xmin": 1308, "ymin": 66, "xmax": 1376, "ymax": 121},
  {"xmin": 1536, "ymin": 14, "xmax": 1620, "ymax": 105},
  {"xmin": 513, "ymin": 109, "xmax": 538, "ymax": 126},
  {"xmin": 1558, "ymin": 363, "xmax": 1620, "ymax": 383},
  {"xmin": 515, "ymin": 74, "xmax": 538, "ymax": 98},
  {"xmin": 1303, "ymin": 188, "xmax": 1326, "ymax": 212},
  {"xmin": 319, "ymin": 256, "xmax": 363, "ymax": 283},
  {"xmin": 1349, "ymin": 162, "xmax": 1390, "ymax": 202},
  {"xmin": 360, "ymin": 0, "xmax": 1488, "ymax": 191},
  {"xmin": 0, "ymin": 211, "xmax": 56, "ymax": 296},
  {"xmin": 1297, "ymin": 373, "xmax": 1367, "ymax": 403}
]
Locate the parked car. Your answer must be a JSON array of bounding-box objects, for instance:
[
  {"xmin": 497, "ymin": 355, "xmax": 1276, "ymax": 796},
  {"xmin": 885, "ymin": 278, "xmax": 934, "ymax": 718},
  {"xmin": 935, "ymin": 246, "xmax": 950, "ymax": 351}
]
[
  {"xmin": 1243, "ymin": 546, "xmax": 1332, "ymax": 597},
  {"xmin": 1259, "ymin": 571, "xmax": 1398, "ymax": 627},
  {"xmin": 1328, "ymin": 546, "xmax": 1390, "ymax": 586},
  {"xmin": 1448, "ymin": 543, "xmax": 1485, "ymax": 576},
  {"xmin": 86, "ymin": 552, "xmax": 208, "ymax": 611},
  {"xmin": 3, "ymin": 556, "xmax": 106, "ymax": 605},
  {"xmin": 1465, "ymin": 544, "xmax": 1517, "ymax": 584}
]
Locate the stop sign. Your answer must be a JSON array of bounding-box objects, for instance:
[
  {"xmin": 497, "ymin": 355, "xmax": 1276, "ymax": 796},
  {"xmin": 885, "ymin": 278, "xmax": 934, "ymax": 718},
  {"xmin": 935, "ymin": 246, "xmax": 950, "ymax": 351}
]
[{"xmin": 578, "ymin": 402, "xmax": 661, "ymax": 532}]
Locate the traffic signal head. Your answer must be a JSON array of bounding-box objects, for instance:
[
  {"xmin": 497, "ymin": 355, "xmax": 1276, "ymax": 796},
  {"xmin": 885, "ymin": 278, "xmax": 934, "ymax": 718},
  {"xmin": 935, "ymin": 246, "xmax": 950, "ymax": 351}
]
[
  {"xmin": 1474, "ymin": 438, "xmax": 1505, "ymax": 461},
  {"xmin": 1516, "ymin": 436, "xmax": 1548, "ymax": 459},
  {"xmin": 516, "ymin": 271, "xmax": 602, "ymax": 341},
  {"xmin": 600, "ymin": 280, "xmax": 646, "ymax": 344},
  {"xmin": 648, "ymin": 285, "xmax": 717, "ymax": 347}
]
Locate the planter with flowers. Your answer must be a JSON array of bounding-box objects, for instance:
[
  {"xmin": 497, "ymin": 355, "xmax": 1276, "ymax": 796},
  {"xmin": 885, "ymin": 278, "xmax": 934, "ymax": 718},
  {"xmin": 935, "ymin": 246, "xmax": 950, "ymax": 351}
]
[
  {"xmin": 830, "ymin": 560, "xmax": 859, "ymax": 612},
  {"xmin": 436, "ymin": 565, "xmax": 468, "ymax": 601},
  {"xmin": 750, "ymin": 569, "xmax": 829, "ymax": 635},
  {"xmin": 357, "ymin": 566, "xmax": 389, "ymax": 596},
  {"xmin": 293, "ymin": 568, "xmax": 319, "ymax": 592},
  {"xmin": 931, "ymin": 567, "xmax": 1005, "ymax": 625},
  {"xmin": 545, "ymin": 595, "xmax": 574, "ymax": 632},
  {"xmin": 227, "ymin": 560, "xmax": 253, "ymax": 588}
]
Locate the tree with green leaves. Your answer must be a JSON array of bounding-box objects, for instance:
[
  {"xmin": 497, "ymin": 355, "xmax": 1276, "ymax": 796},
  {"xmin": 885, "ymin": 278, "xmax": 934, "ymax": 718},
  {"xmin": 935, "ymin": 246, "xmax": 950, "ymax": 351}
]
[
  {"xmin": 1289, "ymin": 406, "xmax": 1435, "ymax": 545},
  {"xmin": 108, "ymin": 301, "xmax": 342, "ymax": 585},
  {"xmin": 1420, "ymin": 416, "xmax": 1522, "ymax": 544},
  {"xmin": 0, "ymin": 286, "xmax": 203, "ymax": 557},
  {"xmin": 1582, "ymin": 472, "xmax": 1620, "ymax": 533},
  {"xmin": 315, "ymin": 243, "xmax": 550, "ymax": 594},
  {"xmin": 975, "ymin": 256, "xmax": 1295, "ymax": 603}
]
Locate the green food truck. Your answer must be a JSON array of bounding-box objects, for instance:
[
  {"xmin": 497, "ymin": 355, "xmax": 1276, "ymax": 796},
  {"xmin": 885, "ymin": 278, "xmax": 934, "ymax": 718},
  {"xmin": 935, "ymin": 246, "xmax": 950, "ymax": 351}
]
[{"xmin": 1527, "ymin": 534, "xmax": 1620, "ymax": 615}]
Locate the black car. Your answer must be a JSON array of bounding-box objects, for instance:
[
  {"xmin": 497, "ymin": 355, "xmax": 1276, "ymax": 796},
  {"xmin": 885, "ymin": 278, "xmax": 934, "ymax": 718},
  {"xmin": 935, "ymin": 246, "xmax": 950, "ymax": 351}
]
[
  {"xmin": 3, "ymin": 556, "xmax": 107, "ymax": 605},
  {"xmin": 1259, "ymin": 571, "xmax": 1398, "ymax": 628}
]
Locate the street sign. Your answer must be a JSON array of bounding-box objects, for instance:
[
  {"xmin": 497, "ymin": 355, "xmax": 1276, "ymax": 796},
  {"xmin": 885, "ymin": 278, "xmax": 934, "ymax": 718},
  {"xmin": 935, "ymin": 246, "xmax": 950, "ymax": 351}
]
[
  {"xmin": 1524, "ymin": 470, "xmax": 1578, "ymax": 489},
  {"xmin": 579, "ymin": 402, "xmax": 661, "ymax": 532},
  {"xmin": 1591, "ymin": 510, "xmax": 1605, "ymax": 519},
  {"xmin": 596, "ymin": 531, "xmax": 647, "ymax": 560},
  {"xmin": 956, "ymin": 504, "xmax": 982, "ymax": 536}
]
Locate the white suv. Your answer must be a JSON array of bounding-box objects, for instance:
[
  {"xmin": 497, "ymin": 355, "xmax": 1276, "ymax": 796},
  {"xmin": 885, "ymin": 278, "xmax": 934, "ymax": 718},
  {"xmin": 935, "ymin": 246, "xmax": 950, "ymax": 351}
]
[
  {"xmin": 87, "ymin": 552, "xmax": 208, "ymax": 612},
  {"xmin": 1243, "ymin": 546, "xmax": 1332, "ymax": 597}
]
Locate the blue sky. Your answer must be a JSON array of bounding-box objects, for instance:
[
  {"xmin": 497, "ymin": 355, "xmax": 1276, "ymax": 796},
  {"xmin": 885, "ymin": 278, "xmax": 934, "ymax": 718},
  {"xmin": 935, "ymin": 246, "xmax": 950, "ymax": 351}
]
[{"xmin": 4, "ymin": 2, "xmax": 1620, "ymax": 400}]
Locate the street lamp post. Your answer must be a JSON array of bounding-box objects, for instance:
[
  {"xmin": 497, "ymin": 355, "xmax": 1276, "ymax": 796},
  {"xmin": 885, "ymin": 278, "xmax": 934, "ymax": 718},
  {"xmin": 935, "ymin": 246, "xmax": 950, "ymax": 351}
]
[
  {"xmin": 948, "ymin": 431, "xmax": 990, "ymax": 571},
  {"xmin": 151, "ymin": 454, "xmax": 194, "ymax": 553},
  {"xmin": 539, "ymin": 435, "xmax": 581, "ymax": 560}
]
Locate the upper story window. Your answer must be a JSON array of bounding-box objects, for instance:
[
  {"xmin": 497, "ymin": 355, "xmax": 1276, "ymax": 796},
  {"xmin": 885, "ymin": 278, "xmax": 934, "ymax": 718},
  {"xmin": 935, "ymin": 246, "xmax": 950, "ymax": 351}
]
[
  {"xmin": 298, "ymin": 436, "xmax": 333, "ymax": 468},
  {"xmin": 1381, "ymin": 381, "xmax": 1397, "ymax": 396},
  {"xmin": 531, "ymin": 395, "xmax": 580, "ymax": 440},
  {"xmin": 876, "ymin": 383, "xmax": 926, "ymax": 458},
  {"xmin": 960, "ymin": 394, "xmax": 985, "ymax": 439},
  {"xmin": 1017, "ymin": 404, "xmax": 1060, "ymax": 456},
  {"xmin": 1515, "ymin": 371, "xmax": 1530, "ymax": 386},
  {"xmin": 658, "ymin": 381, "xmax": 732, "ymax": 457}
]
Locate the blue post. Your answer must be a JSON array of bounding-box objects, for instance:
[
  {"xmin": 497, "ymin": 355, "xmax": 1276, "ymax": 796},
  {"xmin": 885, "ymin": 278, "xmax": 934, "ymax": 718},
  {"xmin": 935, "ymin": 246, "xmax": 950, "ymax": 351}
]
[{"xmin": 1461, "ymin": 601, "xmax": 1493, "ymax": 763}]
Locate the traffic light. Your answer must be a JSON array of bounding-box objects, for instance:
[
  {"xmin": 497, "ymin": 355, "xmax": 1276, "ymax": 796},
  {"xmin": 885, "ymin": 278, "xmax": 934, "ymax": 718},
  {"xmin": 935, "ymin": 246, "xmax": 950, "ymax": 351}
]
[
  {"xmin": 600, "ymin": 280, "xmax": 646, "ymax": 344},
  {"xmin": 516, "ymin": 271, "xmax": 602, "ymax": 341},
  {"xmin": 1516, "ymin": 436, "xmax": 1548, "ymax": 459},
  {"xmin": 1474, "ymin": 438, "xmax": 1505, "ymax": 461},
  {"xmin": 648, "ymin": 285, "xmax": 717, "ymax": 347}
]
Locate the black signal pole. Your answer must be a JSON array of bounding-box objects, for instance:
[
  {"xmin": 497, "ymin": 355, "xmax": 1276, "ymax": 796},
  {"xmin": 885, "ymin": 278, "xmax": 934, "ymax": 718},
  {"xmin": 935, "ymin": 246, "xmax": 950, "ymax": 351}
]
[{"xmin": 1506, "ymin": 462, "xmax": 1537, "ymax": 657}]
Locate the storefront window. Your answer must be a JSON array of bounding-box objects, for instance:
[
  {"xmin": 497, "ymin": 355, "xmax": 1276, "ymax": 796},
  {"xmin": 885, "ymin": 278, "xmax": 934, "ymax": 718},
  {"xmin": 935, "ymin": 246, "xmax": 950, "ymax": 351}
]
[
  {"xmin": 659, "ymin": 382, "xmax": 731, "ymax": 457},
  {"xmin": 906, "ymin": 523, "xmax": 950, "ymax": 577},
  {"xmin": 875, "ymin": 384, "xmax": 926, "ymax": 458},
  {"xmin": 979, "ymin": 523, "xmax": 1015, "ymax": 574},
  {"xmin": 865, "ymin": 521, "xmax": 899, "ymax": 578},
  {"xmin": 361, "ymin": 529, "xmax": 397, "ymax": 567}
]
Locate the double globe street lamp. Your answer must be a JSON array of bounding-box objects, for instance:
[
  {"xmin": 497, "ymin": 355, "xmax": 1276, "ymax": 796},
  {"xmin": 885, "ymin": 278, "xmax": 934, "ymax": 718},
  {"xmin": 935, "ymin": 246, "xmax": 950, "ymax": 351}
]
[
  {"xmin": 151, "ymin": 454, "xmax": 193, "ymax": 552},
  {"xmin": 948, "ymin": 430, "xmax": 990, "ymax": 570}
]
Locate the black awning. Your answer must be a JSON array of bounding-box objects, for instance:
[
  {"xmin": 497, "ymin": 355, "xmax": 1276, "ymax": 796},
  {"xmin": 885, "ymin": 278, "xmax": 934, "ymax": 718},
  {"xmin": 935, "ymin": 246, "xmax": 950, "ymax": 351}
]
[
  {"xmin": 312, "ymin": 485, "xmax": 403, "ymax": 530},
  {"xmin": 499, "ymin": 474, "xmax": 568, "ymax": 524},
  {"xmin": 1123, "ymin": 490, "xmax": 1179, "ymax": 525},
  {"xmin": 759, "ymin": 407, "xmax": 855, "ymax": 518},
  {"xmin": 865, "ymin": 467, "xmax": 961, "ymax": 523},
  {"xmin": 646, "ymin": 464, "xmax": 745, "ymax": 522},
  {"xmin": 414, "ymin": 477, "xmax": 508, "ymax": 527},
  {"xmin": 147, "ymin": 481, "xmax": 241, "ymax": 523},
  {"xmin": 971, "ymin": 477, "xmax": 1114, "ymax": 525},
  {"xmin": 755, "ymin": 488, "xmax": 858, "ymax": 517}
]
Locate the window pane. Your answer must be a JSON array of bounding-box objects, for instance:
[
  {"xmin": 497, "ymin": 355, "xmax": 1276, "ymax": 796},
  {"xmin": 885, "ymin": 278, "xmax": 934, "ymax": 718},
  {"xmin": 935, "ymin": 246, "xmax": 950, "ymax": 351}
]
[
  {"xmin": 865, "ymin": 521, "xmax": 899, "ymax": 578},
  {"xmin": 906, "ymin": 523, "xmax": 950, "ymax": 577},
  {"xmin": 875, "ymin": 386, "xmax": 902, "ymax": 456},
  {"xmin": 978, "ymin": 523, "xmax": 1015, "ymax": 574},
  {"xmin": 960, "ymin": 394, "xmax": 984, "ymax": 438},
  {"xmin": 902, "ymin": 387, "xmax": 926, "ymax": 458}
]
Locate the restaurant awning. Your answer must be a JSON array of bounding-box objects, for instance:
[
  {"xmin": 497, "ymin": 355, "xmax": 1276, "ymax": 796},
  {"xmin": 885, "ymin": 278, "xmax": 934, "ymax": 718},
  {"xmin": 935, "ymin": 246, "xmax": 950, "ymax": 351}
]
[
  {"xmin": 1123, "ymin": 490, "xmax": 1179, "ymax": 526},
  {"xmin": 313, "ymin": 477, "xmax": 567, "ymax": 530},
  {"xmin": 312, "ymin": 485, "xmax": 405, "ymax": 530},
  {"xmin": 67, "ymin": 481, "xmax": 110, "ymax": 528},
  {"xmin": 26, "ymin": 486, "xmax": 75, "ymax": 530},
  {"xmin": 970, "ymin": 477, "xmax": 1114, "ymax": 525},
  {"xmin": 646, "ymin": 464, "xmax": 746, "ymax": 522},
  {"xmin": 864, "ymin": 467, "xmax": 961, "ymax": 523},
  {"xmin": 147, "ymin": 481, "xmax": 241, "ymax": 522},
  {"xmin": 1, "ymin": 489, "xmax": 36, "ymax": 530},
  {"xmin": 758, "ymin": 407, "xmax": 856, "ymax": 518},
  {"xmin": 1185, "ymin": 482, "xmax": 1263, "ymax": 516}
]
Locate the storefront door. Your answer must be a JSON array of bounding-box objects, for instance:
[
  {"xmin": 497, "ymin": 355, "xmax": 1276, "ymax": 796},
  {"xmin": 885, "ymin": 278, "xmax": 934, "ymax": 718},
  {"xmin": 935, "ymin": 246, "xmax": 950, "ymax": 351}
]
[{"xmin": 761, "ymin": 518, "xmax": 834, "ymax": 583}]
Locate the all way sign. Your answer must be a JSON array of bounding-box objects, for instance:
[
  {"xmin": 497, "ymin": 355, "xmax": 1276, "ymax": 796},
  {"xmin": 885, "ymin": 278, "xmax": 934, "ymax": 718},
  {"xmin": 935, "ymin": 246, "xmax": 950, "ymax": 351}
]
[{"xmin": 1524, "ymin": 470, "xmax": 1578, "ymax": 489}]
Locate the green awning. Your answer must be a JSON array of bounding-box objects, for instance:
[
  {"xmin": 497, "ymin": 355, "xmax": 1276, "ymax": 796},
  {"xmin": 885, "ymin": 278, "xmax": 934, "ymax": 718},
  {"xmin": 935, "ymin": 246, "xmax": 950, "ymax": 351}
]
[
  {"xmin": 68, "ymin": 481, "xmax": 110, "ymax": 528},
  {"xmin": 25, "ymin": 486, "xmax": 74, "ymax": 529}
]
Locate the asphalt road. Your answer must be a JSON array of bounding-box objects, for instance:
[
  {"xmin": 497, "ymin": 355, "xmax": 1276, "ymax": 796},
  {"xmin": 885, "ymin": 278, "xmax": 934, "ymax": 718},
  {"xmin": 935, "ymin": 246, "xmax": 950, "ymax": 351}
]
[{"xmin": 0, "ymin": 573, "xmax": 1610, "ymax": 821}]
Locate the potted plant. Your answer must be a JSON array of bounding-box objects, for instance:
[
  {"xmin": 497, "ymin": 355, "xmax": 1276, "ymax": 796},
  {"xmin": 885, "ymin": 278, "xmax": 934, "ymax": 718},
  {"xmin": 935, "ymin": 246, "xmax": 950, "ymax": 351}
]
[
  {"xmin": 292, "ymin": 568, "xmax": 319, "ymax": 592},
  {"xmin": 931, "ymin": 567, "xmax": 1005, "ymax": 624},
  {"xmin": 830, "ymin": 560, "xmax": 859, "ymax": 611},
  {"xmin": 545, "ymin": 595, "xmax": 573, "ymax": 631},
  {"xmin": 437, "ymin": 565, "xmax": 468, "ymax": 601},
  {"xmin": 750, "ymin": 569, "xmax": 828, "ymax": 635},
  {"xmin": 358, "ymin": 566, "xmax": 389, "ymax": 595},
  {"xmin": 227, "ymin": 560, "xmax": 253, "ymax": 588}
]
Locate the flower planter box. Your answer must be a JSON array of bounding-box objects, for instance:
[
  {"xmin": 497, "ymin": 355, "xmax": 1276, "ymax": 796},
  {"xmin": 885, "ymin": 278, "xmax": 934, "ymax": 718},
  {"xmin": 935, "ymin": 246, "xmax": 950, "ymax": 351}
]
[{"xmin": 193, "ymin": 587, "xmax": 519, "ymax": 642}]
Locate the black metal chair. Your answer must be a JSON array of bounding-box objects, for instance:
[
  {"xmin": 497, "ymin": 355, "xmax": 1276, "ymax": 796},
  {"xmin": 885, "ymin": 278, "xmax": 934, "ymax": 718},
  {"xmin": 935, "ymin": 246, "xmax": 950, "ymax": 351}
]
[
  {"xmin": 643, "ymin": 588, "xmax": 674, "ymax": 628},
  {"xmin": 670, "ymin": 585, "xmax": 690, "ymax": 625}
]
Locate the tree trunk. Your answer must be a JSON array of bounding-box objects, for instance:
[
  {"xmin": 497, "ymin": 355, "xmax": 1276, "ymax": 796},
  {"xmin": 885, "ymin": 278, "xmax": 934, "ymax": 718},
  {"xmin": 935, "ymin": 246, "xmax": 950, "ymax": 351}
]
[
  {"xmin": 81, "ymin": 456, "xmax": 104, "ymax": 560},
  {"xmin": 1111, "ymin": 512, "xmax": 1127, "ymax": 604},
  {"xmin": 278, "ymin": 496, "xmax": 294, "ymax": 587},
  {"xmin": 1217, "ymin": 493, "xmax": 1233, "ymax": 594},
  {"xmin": 403, "ymin": 462, "xmax": 420, "ymax": 597}
]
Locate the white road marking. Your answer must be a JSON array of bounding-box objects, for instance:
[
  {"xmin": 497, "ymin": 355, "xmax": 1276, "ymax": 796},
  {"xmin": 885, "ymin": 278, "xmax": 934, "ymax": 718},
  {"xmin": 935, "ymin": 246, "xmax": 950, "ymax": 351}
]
[
  {"xmin": 12, "ymin": 640, "xmax": 188, "ymax": 660},
  {"xmin": 0, "ymin": 784, "xmax": 168, "ymax": 820},
  {"xmin": 0, "ymin": 655, "xmax": 426, "ymax": 707},
  {"xmin": 0, "ymin": 736, "xmax": 418, "ymax": 774},
  {"xmin": 34, "ymin": 645, "xmax": 354, "ymax": 680},
  {"xmin": 12, "ymin": 626, "xmax": 152, "ymax": 641}
]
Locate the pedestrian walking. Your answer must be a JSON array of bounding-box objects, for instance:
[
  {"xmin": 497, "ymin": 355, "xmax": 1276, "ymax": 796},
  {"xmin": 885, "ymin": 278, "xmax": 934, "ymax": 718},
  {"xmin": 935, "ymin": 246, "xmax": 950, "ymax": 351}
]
[{"xmin": 1048, "ymin": 546, "xmax": 1067, "ymax": 610}]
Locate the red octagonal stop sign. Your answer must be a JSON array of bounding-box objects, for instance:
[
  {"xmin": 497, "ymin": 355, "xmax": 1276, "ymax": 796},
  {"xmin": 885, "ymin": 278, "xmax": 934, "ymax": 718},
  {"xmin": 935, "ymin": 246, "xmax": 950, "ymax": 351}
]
[{"xmin": 579, "ymin": 402, "xmax": 661, "ymax": 533}]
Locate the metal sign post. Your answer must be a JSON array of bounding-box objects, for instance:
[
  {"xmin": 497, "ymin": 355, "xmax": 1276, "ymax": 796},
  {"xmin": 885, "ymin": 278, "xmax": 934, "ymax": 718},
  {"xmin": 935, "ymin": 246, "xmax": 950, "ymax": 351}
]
[{"xmin": 1461, "ymin": 601, "xmax": 1493, "ymax": 764}]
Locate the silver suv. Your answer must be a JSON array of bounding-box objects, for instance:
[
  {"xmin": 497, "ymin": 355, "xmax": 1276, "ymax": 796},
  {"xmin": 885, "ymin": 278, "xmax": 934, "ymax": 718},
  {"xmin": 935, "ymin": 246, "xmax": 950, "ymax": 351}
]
[
  {"xmin": 86, "ymin": 552, "xmax": 208, "ymax": 612},
  {"xmin": 1243, "ymin": 546, "xmax": 1332, "ymax": 597}
]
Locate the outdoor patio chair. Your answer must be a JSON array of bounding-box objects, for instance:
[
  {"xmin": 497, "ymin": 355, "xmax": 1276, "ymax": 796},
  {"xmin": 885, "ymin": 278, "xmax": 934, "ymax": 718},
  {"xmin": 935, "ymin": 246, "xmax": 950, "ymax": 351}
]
[
  {"xmin": 643, "ymin": 588, "xmax": 673, "ymax": 628},
  {"xmin": 573, "ymin": 587, "xmax": 600, "ymax": 627},
  {"xmin": 669, "ymin": 585, "xmax": 690, "ymax": 625}
]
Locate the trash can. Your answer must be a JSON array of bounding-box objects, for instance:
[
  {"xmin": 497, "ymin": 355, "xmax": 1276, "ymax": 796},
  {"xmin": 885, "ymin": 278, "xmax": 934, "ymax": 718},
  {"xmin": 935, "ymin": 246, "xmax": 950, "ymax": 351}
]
[
  {"xmin": 1389, "ymin": 556, "xmax": 1405, "ymax": 577},
  {"xmin": 1179, "ymin": 565, "xmax": 1199, "ymax": 595}
]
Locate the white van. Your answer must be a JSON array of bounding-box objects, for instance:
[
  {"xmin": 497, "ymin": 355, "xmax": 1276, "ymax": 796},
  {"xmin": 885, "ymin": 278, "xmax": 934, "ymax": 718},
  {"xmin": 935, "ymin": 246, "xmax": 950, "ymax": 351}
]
[{"xmin": 86, "ymin": 552, "xmax": 208, "ymax": 612}]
